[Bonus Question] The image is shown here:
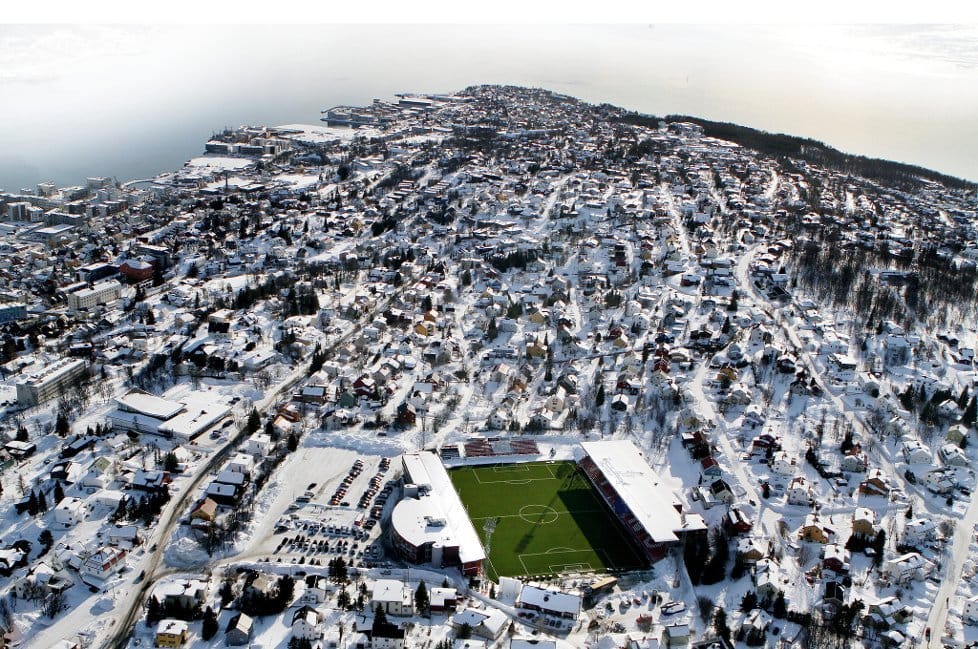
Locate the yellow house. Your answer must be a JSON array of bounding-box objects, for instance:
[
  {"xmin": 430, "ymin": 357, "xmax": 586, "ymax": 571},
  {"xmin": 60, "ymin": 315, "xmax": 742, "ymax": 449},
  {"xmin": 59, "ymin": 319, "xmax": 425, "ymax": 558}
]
[
  {"xmin": 190, "ymin": 498, "xmax": 218, "ymax": 523},
  {"xmin": 526, "ymin": 341, "xmax": 548, "ymax": 359},
  {"xmin": 156, "ymin": 619, "xmax": 188, "ymax": 647},
  {"xmin": 798, "ymin": 514, "xmax": 833, "ymax": 544},
  {"xmin": 528, "ymin": 310, "xmax": 548, "ymax": 325}
]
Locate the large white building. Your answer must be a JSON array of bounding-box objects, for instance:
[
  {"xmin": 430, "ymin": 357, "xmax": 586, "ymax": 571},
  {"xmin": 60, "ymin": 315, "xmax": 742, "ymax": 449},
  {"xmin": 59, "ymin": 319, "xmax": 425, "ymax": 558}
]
[
  {"xmin": 579, "ymin": 440, "xmax": 706, "ymax": 562},
  {"xmin": 107, "ymin": 388, "xmax": 230, "ymax": 440},
  {"xmin": 389, "ymin": 451, "xmax": 485, "ymax": 575},
  {"xmin": 66, "ymin": 279, "xmax": 122, "ymax": 313},
  {"xmin": 15, "ymin": 358, "xmax": 90, "ymax": 407}
]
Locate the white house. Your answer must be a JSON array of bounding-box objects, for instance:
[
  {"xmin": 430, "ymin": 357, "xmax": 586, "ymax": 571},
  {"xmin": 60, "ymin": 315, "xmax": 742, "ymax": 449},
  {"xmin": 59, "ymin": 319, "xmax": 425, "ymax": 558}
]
[
  {"xmin": 291, "ymin": 606, "xmax": 323, "ymax": 641},
  {"xmin": 964, "ymin": 595, "xmax": 978, "ymax": 624},
  {"xmin": 516, "ymin": 584, "xmax": 582, "ymax": 620},
  {"xmin": 902, "ymin": 518, "xmax": 937, "ymax": 547},
  {"xmin": 80, "ymin": 546, "xmax": 127, "ymax": 582},
  {"xmin": 371, "ymin": 579, "xmax": 414, "ymax": 616},
  {"xmin": 940, "ymin": 443, "xmax": 969, "ymax": 467},
  {"xmin": 771, "ymin": 451, "xmax": 799, "ymax": 476},
  {"xmin": 786, "ymin": 476, "xmax": 813, "ymax": 506},
  {"xmin": 451, "ymin": 608, "xmax": 509, "ymax": 641},
  {"xmin": 102, "ymin": 525, "xmax": 141, "ymax": 550},
  {"xmin": 827, "ymin": 354, "xmax": 857, "ymax": 383},
  {"xmin": 54, "ymin": 497, "xmax": 87, "ymax": 528},
  {"xmin": 883, "ymin": 552, "xmax": 932, "ymax": 584},
  {"xmin": 901, "ymin": 440, "xmax": 932, "ymax": 465}
]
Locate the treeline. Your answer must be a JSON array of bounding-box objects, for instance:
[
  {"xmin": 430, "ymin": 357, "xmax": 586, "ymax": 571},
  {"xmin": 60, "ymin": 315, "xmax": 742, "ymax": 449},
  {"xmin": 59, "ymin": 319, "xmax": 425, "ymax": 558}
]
[
  {"xmin": 617, "ymin": 113, "xmax": 976, "ymax": 191},
  {"xmin": 785, "ymin": 237, "xmax": 978, "ymax": 330}
]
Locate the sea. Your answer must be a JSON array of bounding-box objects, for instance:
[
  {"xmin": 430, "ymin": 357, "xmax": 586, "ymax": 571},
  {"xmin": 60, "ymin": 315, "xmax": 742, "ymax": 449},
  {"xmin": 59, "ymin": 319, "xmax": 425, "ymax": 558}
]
[{"xmin": 1, "ymin": 24, "xmax": 977, "ymax": 191}]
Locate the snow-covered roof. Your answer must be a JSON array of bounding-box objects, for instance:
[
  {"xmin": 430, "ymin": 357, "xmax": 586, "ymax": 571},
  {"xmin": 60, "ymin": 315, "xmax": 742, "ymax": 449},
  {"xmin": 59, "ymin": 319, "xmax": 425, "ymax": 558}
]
[
  {"xmin": 580, "ymin": 440, "xmax": 682, "ymax": 544},
  {"xmin": 518, "ymin": 584, "xmax": 581, "ymax": 615},
  {"xmin": 391, "ymin": 451, "xmax": 486, "ymax": 565},
  {"xmin": 116, "ymin": 389, "xmax": 184, "ymax": 420}
]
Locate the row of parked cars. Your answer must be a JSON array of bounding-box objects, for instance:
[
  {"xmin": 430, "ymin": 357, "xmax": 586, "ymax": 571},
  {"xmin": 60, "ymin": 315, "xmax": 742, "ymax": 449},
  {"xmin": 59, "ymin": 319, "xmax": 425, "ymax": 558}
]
[{"xmin": 329, "ymin": 459, "xmax": 365, "ymax": 506}]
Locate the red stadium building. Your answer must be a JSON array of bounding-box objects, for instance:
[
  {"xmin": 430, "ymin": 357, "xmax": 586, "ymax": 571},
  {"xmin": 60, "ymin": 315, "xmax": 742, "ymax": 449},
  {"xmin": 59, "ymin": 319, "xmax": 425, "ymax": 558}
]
[{"xmin": 579, "ymin": 440, "xmax": 706, "ymax": 563}]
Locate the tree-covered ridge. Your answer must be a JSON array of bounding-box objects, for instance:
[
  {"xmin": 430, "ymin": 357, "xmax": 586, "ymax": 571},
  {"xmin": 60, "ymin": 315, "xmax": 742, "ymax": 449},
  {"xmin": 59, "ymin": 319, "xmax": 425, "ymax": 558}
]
[{"xmin": 618, "ymin": 113, "xmax": 977, "ymax": 192}]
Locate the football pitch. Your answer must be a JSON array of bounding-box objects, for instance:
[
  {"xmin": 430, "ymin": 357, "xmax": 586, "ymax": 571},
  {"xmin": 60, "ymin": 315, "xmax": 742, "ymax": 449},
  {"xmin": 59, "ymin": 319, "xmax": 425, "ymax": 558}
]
[{"xmin": 449, "ymin": 461, "xmax": 645, "ymax": 581}]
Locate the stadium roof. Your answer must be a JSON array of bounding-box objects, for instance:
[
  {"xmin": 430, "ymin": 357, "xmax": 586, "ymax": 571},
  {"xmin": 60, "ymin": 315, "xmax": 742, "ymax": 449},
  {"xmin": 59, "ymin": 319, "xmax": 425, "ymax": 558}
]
[
  {"xmin": 580, "ymin": 440, "xmax": 682, "ymax": 544},
  {"xmin": 116, "ymin": 389, "xmax": 185, "ymax": 420},
  {"xmin": 392, "ymin": 451, "xmax": 486, "ymax": 565}
]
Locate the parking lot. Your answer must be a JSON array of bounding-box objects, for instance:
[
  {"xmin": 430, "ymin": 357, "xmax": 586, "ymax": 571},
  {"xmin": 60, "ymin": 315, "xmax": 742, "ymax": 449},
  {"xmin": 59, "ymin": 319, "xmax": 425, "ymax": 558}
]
[{"xmin": 250, "ymin": 451, "xmax": 399, "ymax": 567}]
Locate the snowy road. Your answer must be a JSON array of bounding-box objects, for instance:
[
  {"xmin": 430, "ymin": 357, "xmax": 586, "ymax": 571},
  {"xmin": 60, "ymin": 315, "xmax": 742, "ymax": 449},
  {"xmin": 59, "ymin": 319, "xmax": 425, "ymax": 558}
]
[{"xmin": 737, "ymin": 244, "xmax": 976, "ymax": 645}]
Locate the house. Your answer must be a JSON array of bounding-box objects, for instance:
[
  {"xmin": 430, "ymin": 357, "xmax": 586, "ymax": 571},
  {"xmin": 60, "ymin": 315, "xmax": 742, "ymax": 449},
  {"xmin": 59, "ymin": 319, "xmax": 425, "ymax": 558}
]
[
  {"xmin": 430, "ymin": 587, "xmax": 459, "ymax": 613},
  {"xmin": 291, "ymin": 606, "xmax": 323, "ymax": 641},
  {"xmin": 662, "ymin": 622, "xmax": 690, "ymax": 648},
  {"xmin": 81, "ymin": 546, "xmax": 127, "ymax": 582},
  {"xmin": 190, "ymin": 498, "xmax": 218, "ymax": 523},
  {"xmin": 736, "ymin": 537, "xmax": 768, "ymax": 564},
  {"xmin": 940, "ymin": 443, "xmax": 969, "ymax": 467},
  {"xmin": 947, "ymin": 425, "xmax": 969, "ymax": 446},
  {"xmin": 841, "ymin": 450, "xmax": 868, "ymax": 473},
  {"xmin": 706, "ymin": 478, "xmax": 735, "ymax": 506},
  {"xmin": 851, "ymin": 508, "xmax": 876, "ymax": 539},
  {"xmin": 922, "ymin": 468, "xmax": 956, "ymax": 495},
  {"xmin": 156, "ymin": 579, "xmax": 208, "ymax": 612},
  {"xmin": 370, "ymin": 622, "xmax": 406, "ymax": 649},
  {"xmin": 858, "ymin": 469, "xmax": 890, "ymax": 497},
  {"xmin": 14, "ymin": 561, "xmax": 73, "ymax": 599},
  {"xmin": 54, "ymin": 497, "xmax": 87, "ymax": 528},
  {"xmin": 740, "ymin": 609, "xmax": 771, "ymax": 644},
  {"xmin": 225, "ymin": 613, "xmax": 253, "ymax": 646},
  {"xmin": 724, "ymin": 506, "xmax": 753, "ymax": 535},
  {"xmin": 863, "ymin": 595, "xmax": 913, "ymax": 629},
  {"xmin": 155, "ymin": 619, "xmax": 188, "ymax": 648},
  {"xmin": 245, "ymin": 573, "xmax": 279, "ymax": 600},
  {"xmin": 964, "ymin": 594, "xmax": 978, "ymax": 624},
  {"xmin": 104, "ymin": 525, "xmax": 142, "ymax": 550},
  {"xmin": 901, "ymin": 440, "xmax": 932, "ymax": 465},
  {"xmin": 798, "ymin": 515, "xmax": 833, "ymax": 544},
  {"xmin": 451, "ymin": 608, "xmax": 510, "ymax": 641},
  {"xmin": 902, "ymin": 518, "xmax": 937, "ymax": 547},
  {"xmin": 371, "ymin": 579, "xmax": 414, "ymax": 616},
  {"xmin": 754, "ymin": 559, "xmax": 784, "ymax": 602},
  {"xmin": 300, "ymin": 575, "xmax": 331, "ymax": 605},
  {"xmin": 883, "ymin": 552, "xmax": 932, "ymax": 583},
  {"xmin": 699, "ymin": 457, "xmax": 722, "ymax": 482},
  {"xmin": 822, "ymin": 544, "xmax": 850, "ymax": 575},
  {"xmin": 786, "ymin": 476, "xmax": 813, "ymax": 506},
  {"xmin": 824, "ymin": 581, "xmax": 846, "ymax": 608},
  {"xmin": 770, "ymin": 451, "xmax": 798, "ymax": 476}
]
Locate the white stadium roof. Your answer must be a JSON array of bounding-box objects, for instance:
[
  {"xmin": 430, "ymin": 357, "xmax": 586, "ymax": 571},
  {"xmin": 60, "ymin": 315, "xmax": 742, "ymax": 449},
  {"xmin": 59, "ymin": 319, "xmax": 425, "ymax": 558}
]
[
  {"xmin": 391, "ymin": 451, "xmax": 485, "ymax": 565},
  {"xmin": 580, "ymin": 439, "xmax": 682, "ymax": 544}
]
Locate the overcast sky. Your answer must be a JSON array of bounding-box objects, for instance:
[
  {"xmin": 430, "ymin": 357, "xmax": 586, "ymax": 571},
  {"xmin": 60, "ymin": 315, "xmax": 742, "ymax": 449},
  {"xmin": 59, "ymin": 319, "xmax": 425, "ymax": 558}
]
[{"xmin": 1, "ymin": 22, "xmax": 976, "ymax": 187}]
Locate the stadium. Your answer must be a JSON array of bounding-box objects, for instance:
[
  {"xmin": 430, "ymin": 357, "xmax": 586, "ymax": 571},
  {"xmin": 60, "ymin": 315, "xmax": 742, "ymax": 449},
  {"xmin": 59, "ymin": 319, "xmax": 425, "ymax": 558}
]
[{"xmin": 389, "ymin": 439, "xmax": 707, "ymax": 581}]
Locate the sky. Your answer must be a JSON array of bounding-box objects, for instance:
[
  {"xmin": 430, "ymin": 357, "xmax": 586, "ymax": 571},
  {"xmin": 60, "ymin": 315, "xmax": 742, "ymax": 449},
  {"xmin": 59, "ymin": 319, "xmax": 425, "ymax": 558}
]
[{"xmin": 1, "ymin": 4, "xmax": 977, "ymax": 188}]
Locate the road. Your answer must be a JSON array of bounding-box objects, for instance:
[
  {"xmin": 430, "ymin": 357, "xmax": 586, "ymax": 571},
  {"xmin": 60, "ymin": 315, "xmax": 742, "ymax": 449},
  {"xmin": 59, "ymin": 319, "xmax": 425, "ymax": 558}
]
[
  {"xmin": 99, "ymin": 363, "xmax": 312, "ymax": 649},
  {"xmin": 101, "ymin": 278, "xmax": 412, "ymax": 649},
  {"xmin": 736, "ymin": 243, "xmax": 977, "ymax": 645},
  {"xmin": 926, "ymin": 492, "xmax": 978, "ymax": 647}
]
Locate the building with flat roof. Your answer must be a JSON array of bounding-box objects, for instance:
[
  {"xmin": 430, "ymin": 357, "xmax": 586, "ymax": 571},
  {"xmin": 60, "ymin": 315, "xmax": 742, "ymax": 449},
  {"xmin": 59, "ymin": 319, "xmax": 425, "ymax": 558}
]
[
  {"xmin": 579, "ymin": 440, "xmax": 706, "ymax": 562},
  {"xmin": 390, "ymin": 451, "xmax": 485, "ymax": 575},
  {"xmin": 108, "ymin": 388, "xmax": 230, "ymax": 440},
  {"xmin": 15, "ymin": 358, "xmax": 90, "ymax": 407},
  {"xmin": 67, "ymin": 279, "xmax": 122, "ymax": 313}
]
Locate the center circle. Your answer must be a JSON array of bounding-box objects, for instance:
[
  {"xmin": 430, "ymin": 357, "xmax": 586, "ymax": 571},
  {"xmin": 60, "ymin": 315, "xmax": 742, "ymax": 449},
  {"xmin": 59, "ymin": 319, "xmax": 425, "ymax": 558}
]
[{"xmin": 519, "ymin": 504, "xmax": 559, "ymax": 524}]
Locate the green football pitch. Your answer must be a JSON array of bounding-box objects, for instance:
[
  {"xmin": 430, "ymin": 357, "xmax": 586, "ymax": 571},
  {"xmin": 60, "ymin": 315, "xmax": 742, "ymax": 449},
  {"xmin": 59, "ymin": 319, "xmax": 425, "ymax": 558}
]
[{"xmin": 449, "ymin": 461, "xmax": 646, "ymax": 581}]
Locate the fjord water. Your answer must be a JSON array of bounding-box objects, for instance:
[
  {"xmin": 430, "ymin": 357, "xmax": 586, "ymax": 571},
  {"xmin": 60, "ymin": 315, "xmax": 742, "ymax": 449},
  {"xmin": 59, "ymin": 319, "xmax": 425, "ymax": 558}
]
[{"xmin": 1, "ymin": 24, "xmax": 976, "ymax": 190}]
